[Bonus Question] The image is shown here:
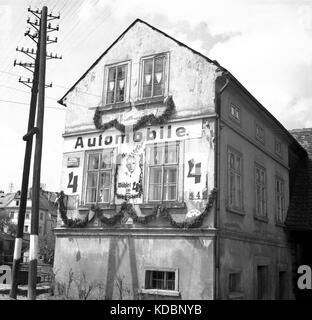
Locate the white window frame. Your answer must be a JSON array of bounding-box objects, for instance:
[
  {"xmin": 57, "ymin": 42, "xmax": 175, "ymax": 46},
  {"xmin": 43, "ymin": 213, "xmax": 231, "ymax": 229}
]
[
  {"xmin": 255, "ymin": 164, "xmax": 267, "ymax": 218},
  {"xmin": 83, "ymin": 149, "xmax": 114, "ymax": 205},
  {"xmin": 103, "ymin": 60, "xmax": 131, "ymax": 106},
  {"xmin": 145, "ymin": 142, "xmax": 180, "ymax": 203},
  {"xmin": 139, "ymin": 52, "xmax": 169, "ymax": 99},
  {"xmin": 139, "ymin": 267, "xmax": 179, "ymax": 297},
  {"xmin": 227, "ymin": 147, "xmax": 243, "ymax": 212}
]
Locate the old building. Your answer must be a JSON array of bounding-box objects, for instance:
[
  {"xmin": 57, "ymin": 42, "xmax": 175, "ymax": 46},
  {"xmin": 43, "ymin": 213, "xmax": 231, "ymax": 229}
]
[
  {"xmin": 1, "ymin": 189, "xmax": 57, "ymax": 264},
  {"xmin": 53, "ymin": 19, "xmax": 306, "ymax": 299},
  {"xmin": 286, "ymin": 128, "xmax": 312, "ymax": 300}
]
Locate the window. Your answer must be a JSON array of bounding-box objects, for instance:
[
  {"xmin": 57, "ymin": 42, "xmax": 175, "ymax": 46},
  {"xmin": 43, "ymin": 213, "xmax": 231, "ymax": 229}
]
[
  {"xmin": 257, "ymin": 265, "xmax": 269, "ymax": 300},
  {"xmin": 276, "ymin": 177, "xmax": 285, "ymax": 223},
  {"xmin": 40, "ymin": 212, "xmax": 43, "ymax": 221},
  {"xmin": 106, "ymin": 64, "xmax": 127, "ymax": 104},
  {"xmin": 228, "ymin": 148, "xmax": 243, "ymax": 211},
  {"xmin": 142, "ymin": 55, "xmax": 166, "ymax": 98},
  {"xmin": 255, "ymin": 123, "xmax": 265, "ymax": 143},
  {"xmin": 255, "ymin": 165, "xmax": 267, "ymax": 217},
  {"xmin": 16, "ymin": 200, "xmax": 19, "ymax": 206},
  {"xmin": 9, "ymin": 211, "xmax": 15, "ymax": 219},
  {"xmin": 145, "ymin": 270, "xmax": 177, "ymax": 291},
  {"xmin": 24, "ymin": 225, "xmax": 29, "ymax": 233},
  {"xmin": 39, "ymin": 226, "xmax": 42, "ymax": 235},
  {"xmin": 85, "ymin": 150, "xmax": 112, "ymax": 203},
  {"xmin": 25, "ymin": 211, "xmax": 30, "ymax": 220},
  {"xmin": 275, "ymin": 139, "xmax": 282, "ymax": 157},
  {"xmin": 147, "ymin": 142, "xmax": 179, "ymax": 202},
  {"xmin": 230, "ymin": 103, "xmax": 240, "ymax": 122},
  {"xmin": 229, "ymin": 272, "xmax": 241, "ymax": 293}
]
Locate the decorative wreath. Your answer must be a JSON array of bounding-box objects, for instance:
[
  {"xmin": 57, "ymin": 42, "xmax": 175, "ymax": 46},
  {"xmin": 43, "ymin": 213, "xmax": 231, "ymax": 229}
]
[
  {"xmin": 56, "ymin": 188, "xmax": 217, "ymax": 229},
  {"xmin": 93, "ymin": 96, "xmax": 175, "ymax": 133}
]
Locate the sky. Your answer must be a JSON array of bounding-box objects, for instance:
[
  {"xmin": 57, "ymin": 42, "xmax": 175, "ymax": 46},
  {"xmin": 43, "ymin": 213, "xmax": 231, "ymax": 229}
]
[{"xmin": 0, "ymin": 0, "xmax": 311, "ymax": 193}]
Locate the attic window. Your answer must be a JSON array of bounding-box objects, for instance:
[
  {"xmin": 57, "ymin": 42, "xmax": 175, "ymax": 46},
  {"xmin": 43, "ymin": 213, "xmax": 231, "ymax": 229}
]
[
  {"xmin": 106, "ymin": 64, "xmax": 127, "ymax": 104},
  {"xmin": 142, "ymin": 54, "xmax": 166, "ymax": 98}
]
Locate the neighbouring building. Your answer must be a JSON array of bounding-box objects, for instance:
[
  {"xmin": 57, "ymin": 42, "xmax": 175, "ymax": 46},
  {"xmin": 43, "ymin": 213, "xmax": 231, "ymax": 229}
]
[
  {"xmin": 1, "ymin": 189, "xmax": 57, "ymax": 264},
  {"xmin": 286, "ymin": 128, "xmax": 312, "ymax": 300},
  {"xmin": 53, "ymin": 19, "xmax": 306, "ymax": 300}
]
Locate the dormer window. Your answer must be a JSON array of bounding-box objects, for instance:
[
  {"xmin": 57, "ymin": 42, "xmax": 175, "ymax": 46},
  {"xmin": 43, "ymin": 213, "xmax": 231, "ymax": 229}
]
[
  {"xmin": 105, "ymin": 64, "xmax": 127, "ymax": 104},
  {"xmin": 142, "ymin": 54, "xmax": 166, "ymax": 98}
]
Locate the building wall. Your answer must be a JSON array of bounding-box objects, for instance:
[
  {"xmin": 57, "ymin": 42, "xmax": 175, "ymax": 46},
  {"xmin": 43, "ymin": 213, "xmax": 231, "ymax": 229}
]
[
  {"xmin": 62, "ymin": 21, "xmax": 218, "ymax": 134},
  {"xmin": 217, "ymin": 81, "xmax": 294, "ymax": 299},
  {"xmin": 53, "ymin": 229, "xmax": 215, "ymax": 300}
]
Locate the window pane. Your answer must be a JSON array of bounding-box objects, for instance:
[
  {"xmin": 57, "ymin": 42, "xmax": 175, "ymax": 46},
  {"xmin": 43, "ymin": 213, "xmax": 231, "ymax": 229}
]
[
  {"xmin": 99, "ymin": 171, "xmax": 110, "ymax": 187},
  {"xmin": 163, "ymin": 185, "xmax": 176, "ymax": 201},
  {"xmin": 87, "ymin": 172, "xmax": 97, "ymax": 188},
  {"xmin": 150, "ymin": 167, "xmax": 162, "ymax": 184},
  {"xmin": 149, "ymin": 184, "xmax": 161, "ymax": 201},
  {"xmin": 106, "ymin": 67, "xmax": 116, "ymax": 104},
  {"xmin": 98, "ymin": 188, "xmax": 109, "ymax": 203},
  {"xmin": 88, "ymin": 154, "xmax": 99, "ymax": 170},
  {"xmin": 165, "ymin": 144, "xmax": 178, "ymax": 163},
  {"xmin": 164, "ymin": 167, "xmax": 177, "ymax": 184},
  {"xmin": 153, "ymin": 56, "xmax": 164, "ymax": 96},
  {"xmin": 144, "ymin": 59, "xmax": 153, "ymax": 74},
  {"xmin": 150, "ymin": 145, "xmax": 163, "ymax": 165},
  {"xmin": 116, "ymin": 65, "xmax": 126, "ymax": 102},
  {"xmin": 86, "ymin": 188, "xmax": 97, "ymax": 203},
  {"xmin": 101, "ymin": 152, "xmax": 111, "ymax": 169},
  {"xmin": 229, "ymin": 153, "xmax": 234, "ymax": 169},
  {"xmin": 143, "ymin": 59, "xmax": 153, "ymax": 98}
]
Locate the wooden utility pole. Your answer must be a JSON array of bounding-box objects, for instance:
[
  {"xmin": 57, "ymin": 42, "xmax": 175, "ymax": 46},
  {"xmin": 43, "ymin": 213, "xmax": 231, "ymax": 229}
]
[
  {"xmin": 10, "ymin": 5, "xmax": 61, "ymax": 300},
  {"xmin": 27, "ymin": 6, "xmax": 47, "ymax": 300},
  {"xmin": 10, "ymin": 9, "xmax": 41, "ymax": 300}
]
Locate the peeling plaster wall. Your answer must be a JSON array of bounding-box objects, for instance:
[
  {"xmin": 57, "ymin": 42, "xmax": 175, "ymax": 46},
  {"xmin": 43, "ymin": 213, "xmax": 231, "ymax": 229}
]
[
  {"xmin": 62, "ymin": 21, "xmax": 218, "ymax": 134},
  {"xmin": 53, "ymin": 232, "xmax": 215, "ymax": 300}
]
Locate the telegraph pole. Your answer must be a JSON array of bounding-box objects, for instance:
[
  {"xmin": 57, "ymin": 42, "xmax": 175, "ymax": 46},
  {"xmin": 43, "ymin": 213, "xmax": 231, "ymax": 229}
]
[
  {"xmin": 10, "ymin": 8, "xmax": 41, "ymax": 300},
  {"xmin": 28, "ymin": 6, "xmax": 61, "ymax": 300},
  {"xmin": 10, "ymin": 6, "xmax": 61, "ymax": 300}
]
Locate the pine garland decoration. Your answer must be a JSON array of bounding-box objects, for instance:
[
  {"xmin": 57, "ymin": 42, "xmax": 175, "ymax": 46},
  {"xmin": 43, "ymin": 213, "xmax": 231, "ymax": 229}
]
[
  {"xmin": 57, "ymin": 188, "xmax": 217, "ymax": 229},
  {"xmin": 93, "ymin": 96, "xmax": 175, "ymax": 133}
]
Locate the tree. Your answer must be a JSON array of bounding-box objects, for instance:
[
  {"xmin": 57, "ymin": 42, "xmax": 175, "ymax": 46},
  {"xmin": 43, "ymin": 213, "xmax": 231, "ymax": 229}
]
[
  {"xmin": 0, "ymin": 215, "xmax": 17, "ymax": 236},
  {"xmin": 39, "ymin": 231, "xmax": 55, "ymax": 264}
]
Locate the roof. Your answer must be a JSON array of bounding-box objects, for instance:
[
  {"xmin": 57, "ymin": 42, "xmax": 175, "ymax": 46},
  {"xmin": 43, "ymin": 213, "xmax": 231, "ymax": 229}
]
[
  {"xmin": 0, "ymin": 193, "xmax": 15, "ymax": 208},
  {"xmin": 57, "ymin": 18, "xmax": 306, "ymax": 157},
  {"xmin": 1, "ymin": 190, "xmax": 57, "ymax": 217},
  {"xmin": 286, "ymin": 129, "xmax": 312, "ymax": 231}
]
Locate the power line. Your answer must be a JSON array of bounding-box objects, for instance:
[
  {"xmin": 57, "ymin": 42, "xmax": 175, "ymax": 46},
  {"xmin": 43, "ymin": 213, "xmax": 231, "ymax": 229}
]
[{"xmin": 0, "ymin": 98, "xmax": 65, "ymax": 111}]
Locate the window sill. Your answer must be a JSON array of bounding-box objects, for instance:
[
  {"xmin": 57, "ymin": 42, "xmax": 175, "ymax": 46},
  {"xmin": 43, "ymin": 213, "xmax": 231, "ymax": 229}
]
[
  {"xmin": 226, "ymin": 206, "xmax": 245, "ymax": 216},
  {"xmin": 142, "ymin": 202, "xmax": 186, "ymax": 209},
  {"xmin": 228, "ymin": 292, "xmax": 244, "ymax": 300},
  {"xmin": 134, "ymin": 96, "xmax": 165, "ymax": 108},
  {"xmin": 138, "ymin": 289, "xmax": 180, "ymax": 297},
  {"xmin": 254, "ymin": 215, "xmax": 269, "ymax": 223},
  {"xmin": 89, "ymin": 102, "xmax": 131, "ymax": 112}
]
